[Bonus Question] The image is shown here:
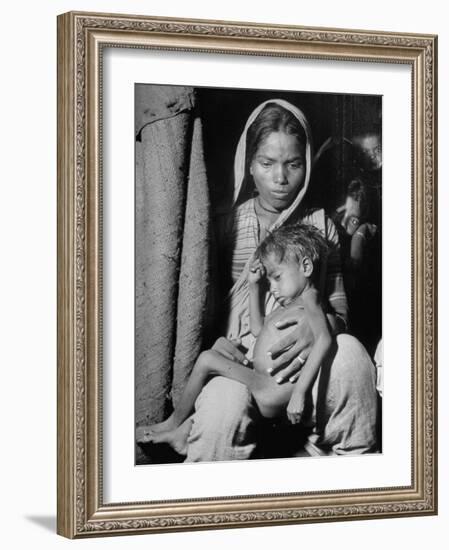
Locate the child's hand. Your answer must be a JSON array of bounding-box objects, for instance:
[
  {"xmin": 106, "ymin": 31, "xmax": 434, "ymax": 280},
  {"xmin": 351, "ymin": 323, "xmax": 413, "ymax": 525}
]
[
  {"xmin": 286, "ymin": 390, "xmax": 306, "ymax": 425},
  {"xmin": 248, "ymin": 259, "xmax": 265, "ymax": 286},
  {"xmin": 350, "ymin": 222, "xmax": 377, "ymax": 265},
  {"xmin": 353, "ymin": 222, "xmax": 377, "ymax": 240}
]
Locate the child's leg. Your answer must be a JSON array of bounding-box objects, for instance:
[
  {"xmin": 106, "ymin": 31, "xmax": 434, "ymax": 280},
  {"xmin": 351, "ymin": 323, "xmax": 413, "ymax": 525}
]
[
  {"xmin": 136, "ymin": 352, "xmax": 218, "ymax": 441},
  {"xmin": 163, "ymin": 349, "xmax": 259, "ymax": 431},
  {"xmin": 169, "ymin": 352, "xmax": 220, "ymax": 426},
  {"xmin": 136, "ymin": 351, "xmax": 256, "ymax": 451},
  {"xmin": 170, "ymin": 350, "xmax": 266, "ymax": 422},
  {"xmin": 203, "ymin": 350, "xmax": 294, "ymax": 418}
]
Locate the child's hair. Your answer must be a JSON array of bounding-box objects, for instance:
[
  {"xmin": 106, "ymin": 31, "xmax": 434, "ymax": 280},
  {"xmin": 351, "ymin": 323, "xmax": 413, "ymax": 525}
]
[
  {"xmin": 256, "ymin": 222, "xmax": 328, "ymax": 278},
  {"xmin": 346, "ymin": 178, "xmax": 370, "ymax": 219}
]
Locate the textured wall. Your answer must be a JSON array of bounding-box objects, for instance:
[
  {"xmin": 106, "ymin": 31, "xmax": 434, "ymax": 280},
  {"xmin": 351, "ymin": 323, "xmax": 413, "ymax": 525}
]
[{"xmin": 135, "ymin": 85, "xmax": 210, "ymax": 427}]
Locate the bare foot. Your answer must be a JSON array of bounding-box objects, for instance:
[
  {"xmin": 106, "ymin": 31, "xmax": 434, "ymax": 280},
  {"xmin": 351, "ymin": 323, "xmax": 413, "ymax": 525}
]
[
  {"xmin": 138, "ymin": 420, "xmax": 193, "ymax": 456},
  {"xmin": 148, "ymin": 415, "xmax": 179, "ymax": 434},
  {"xmin": 136, "ymin": 416, "xmax": 178, "ymax": 443}
]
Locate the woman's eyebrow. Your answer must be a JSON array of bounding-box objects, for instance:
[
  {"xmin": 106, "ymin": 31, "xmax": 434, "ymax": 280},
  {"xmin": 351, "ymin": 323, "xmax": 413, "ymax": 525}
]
[
  {"xmin": 255, "ymin": 153, "xmax": 304, "ymax": 162},
  {"xmin": 255, "ymin": 153, "xmax": 275, "ymax": 161}
]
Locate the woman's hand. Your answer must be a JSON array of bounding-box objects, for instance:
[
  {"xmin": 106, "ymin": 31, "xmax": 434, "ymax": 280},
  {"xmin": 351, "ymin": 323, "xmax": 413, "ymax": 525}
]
[
  {"xmin": 211, "ymin": 337, "xmax": 249, "ymax": 365},
  {"xmin": 267, "ymin": 317, "xmax": 314, "ymax": 384}
]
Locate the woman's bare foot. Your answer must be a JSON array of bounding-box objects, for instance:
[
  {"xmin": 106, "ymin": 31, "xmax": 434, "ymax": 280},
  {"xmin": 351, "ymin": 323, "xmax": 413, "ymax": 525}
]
[{"xmin": 138, "ymin": 419, "xmax": 193, "ymax": 456}]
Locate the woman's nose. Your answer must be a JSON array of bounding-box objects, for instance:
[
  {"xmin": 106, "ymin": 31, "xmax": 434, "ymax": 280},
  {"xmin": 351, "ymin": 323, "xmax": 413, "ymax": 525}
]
[{"xmin": 273, "ymin": 164, "xmax": 287, "ymax": 184}]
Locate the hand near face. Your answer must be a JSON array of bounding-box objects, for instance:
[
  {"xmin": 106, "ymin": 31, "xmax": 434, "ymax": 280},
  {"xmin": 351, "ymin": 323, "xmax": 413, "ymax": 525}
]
[
  {"xmin": 248, "ymin": 259, "xmax": 265, "ymax": 286},
  {"xmin": 350, "ymin": 222, "xmax": 377, "ymax": 265},
  {"xmin": 355, "ymin": 222, "xmax": 377, "ymax": 239}
]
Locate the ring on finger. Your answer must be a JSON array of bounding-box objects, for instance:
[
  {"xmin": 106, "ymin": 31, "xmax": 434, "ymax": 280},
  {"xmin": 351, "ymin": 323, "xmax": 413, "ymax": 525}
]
[{"xmin": 296, "ymin": 355, "xmax": 306, "ymax": 365}]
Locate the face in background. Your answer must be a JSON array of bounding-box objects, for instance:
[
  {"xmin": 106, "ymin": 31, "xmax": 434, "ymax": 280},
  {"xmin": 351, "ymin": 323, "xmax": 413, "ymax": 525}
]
[
  {"xmin": 250, "ymin": 131, "xmax": 306, "ymax": 213},
  {"xmin": 262, "ymin": 252, "xmax": 312, "ymax": 307},
  {"xmin": 352, "ymin": 133, "xmax": 382, "ymax": 172},
  {"xmin": 341, "ymin": 196, "xmax": 363, "ymax": 236}
]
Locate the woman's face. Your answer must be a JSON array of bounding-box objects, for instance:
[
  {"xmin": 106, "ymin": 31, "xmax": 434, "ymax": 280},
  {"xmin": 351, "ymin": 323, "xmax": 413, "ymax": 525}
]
[{"xmin": 250, "ymin": 131, "xmax": 306, "ymax": 212}]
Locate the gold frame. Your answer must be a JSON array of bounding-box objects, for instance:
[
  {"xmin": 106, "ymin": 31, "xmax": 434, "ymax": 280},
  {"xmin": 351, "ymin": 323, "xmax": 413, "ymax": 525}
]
[{"xmin": 57, "ymin": 11, "xmax": 438, "ymax": 538}]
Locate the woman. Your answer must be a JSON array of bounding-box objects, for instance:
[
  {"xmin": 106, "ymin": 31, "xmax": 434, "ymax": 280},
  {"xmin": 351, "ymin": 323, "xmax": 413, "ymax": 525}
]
[
  {"xmin": 150, "ymin": 99, "xmax": 378, "ymax": 460},
  {"xmin": 217, "ymin": 99, "xmax": 348, "ymax": 361}
]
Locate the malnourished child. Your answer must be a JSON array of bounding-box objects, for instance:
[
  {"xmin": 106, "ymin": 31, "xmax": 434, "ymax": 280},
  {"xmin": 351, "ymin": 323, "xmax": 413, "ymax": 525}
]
[{"xmin": 138, "ymin": 223, "xmax": 332, "ymax": 450}]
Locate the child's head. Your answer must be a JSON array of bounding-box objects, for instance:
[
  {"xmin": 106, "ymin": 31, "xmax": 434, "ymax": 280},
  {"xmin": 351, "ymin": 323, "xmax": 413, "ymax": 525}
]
[
  {"xmin": 352, "ymin": 130, "xmax": 382, "ymax": 172},
  {"xmin": 341, "ymin": 178, "xmax": 370, "ymax": 236},
  {"xmin": 256, "ymin": 223, "xmax": 328, "ymax": 306}
]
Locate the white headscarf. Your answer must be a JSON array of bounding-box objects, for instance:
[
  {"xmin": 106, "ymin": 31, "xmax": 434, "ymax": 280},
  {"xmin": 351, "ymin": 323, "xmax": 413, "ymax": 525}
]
[{"xmin": 232, "ymin": 98, "xmax": 313, "ymax": 229}]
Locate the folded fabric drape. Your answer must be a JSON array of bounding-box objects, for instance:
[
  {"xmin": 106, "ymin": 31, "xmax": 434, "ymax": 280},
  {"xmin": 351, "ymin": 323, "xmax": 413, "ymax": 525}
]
[{"xmin": 135, "ymin": 85, "xmax": 210, "ymax": 426}]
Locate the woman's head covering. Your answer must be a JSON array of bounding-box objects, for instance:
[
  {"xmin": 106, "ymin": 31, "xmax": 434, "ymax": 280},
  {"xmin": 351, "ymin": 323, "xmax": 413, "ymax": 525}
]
[{"xmin": 232, "ymin": 98, "xmax": 313, "ymax": 229}]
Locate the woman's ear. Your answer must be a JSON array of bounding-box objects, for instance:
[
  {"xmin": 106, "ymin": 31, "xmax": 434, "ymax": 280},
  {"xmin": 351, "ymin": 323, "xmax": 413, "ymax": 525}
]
[
  {"xmin": 302, "ymin": 256, "xmax": 314, "ymax": 277},
  {"xmin": 249, "ymin": 162, "xmax": 254, "ymax": 177}
]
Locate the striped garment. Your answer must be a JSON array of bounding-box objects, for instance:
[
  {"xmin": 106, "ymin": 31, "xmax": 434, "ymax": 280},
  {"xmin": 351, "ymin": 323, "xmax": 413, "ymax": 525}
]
[{"xmin": 216, "ymin": 198, "xmax": 348, "ymax": 353}]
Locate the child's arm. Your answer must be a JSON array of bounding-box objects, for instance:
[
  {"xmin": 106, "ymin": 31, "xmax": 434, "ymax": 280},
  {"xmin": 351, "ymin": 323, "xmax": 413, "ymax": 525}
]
[
  {"xmin": 286, "ymin": 288, "xmax": 332, "ymax": 424},
  {"xmin": 248, "ymin": 259, "xmax": 265, "ymax": 337},
  {"xmin": 350, "ymin": 222, "xmax": 377, "ymax": 267}
]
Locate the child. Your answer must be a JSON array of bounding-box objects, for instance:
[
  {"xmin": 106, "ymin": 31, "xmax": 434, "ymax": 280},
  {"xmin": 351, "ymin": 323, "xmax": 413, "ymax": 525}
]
[
  {"xmin": 333, "ymin": 178, "xmax": 381, "ymax": 356},
  {"xmin": 334, "ymin": 178, "xmax": 377, "ymax": 267},
  {"xmin": 138, "ymin": 223, "xmax": 332, "ymax": 450}
]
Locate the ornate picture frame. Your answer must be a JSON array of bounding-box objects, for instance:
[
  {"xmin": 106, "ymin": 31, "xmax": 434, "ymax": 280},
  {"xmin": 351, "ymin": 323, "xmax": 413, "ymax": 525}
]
[{"xmin": 57, "ymin": 11, "xmax": 437, "ymax": 538}]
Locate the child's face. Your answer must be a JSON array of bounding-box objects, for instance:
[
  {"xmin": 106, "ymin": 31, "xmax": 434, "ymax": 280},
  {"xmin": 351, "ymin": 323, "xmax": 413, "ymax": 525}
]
[
  {"xmin": 341, "ymin": 197, "xmax": 362, "ymax": 236},
  {"xmin": 262, "ymin": 253, "xmax": 311, "ymax": 306},
  {"xmin": 353, "ymin": 133, "xmax": 382, "ymax": 171}
]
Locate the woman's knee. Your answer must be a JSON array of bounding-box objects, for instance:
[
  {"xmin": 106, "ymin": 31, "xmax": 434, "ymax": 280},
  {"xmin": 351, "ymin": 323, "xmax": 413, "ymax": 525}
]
[
  {"xmin": 186, "ymin": 377, "xmax": 258, "ymax": 462},
  {"xmin": 317, "ymin": 334, "xmax": 377, "ymax": 406},
  {"xmin": 331, "ymin": 334, "xmax": 376, "ymax": 380},
  {"xmin": 194, "ymin": 377, "xmax": 253, "ymax": 425}
]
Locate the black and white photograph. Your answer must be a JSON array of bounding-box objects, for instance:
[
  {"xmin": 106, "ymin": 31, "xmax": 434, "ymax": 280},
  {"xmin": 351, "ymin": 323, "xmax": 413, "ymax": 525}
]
[{"xmin": 135, "ymin": 85, "xmax": 383, "ymax": 465}]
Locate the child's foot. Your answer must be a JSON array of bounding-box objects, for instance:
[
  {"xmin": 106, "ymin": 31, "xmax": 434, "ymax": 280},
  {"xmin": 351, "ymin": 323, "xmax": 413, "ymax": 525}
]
[
  {"xmin": 137, "ymin": 420, "xmax": 192, "ymax": 456},
  {"xmin": 136, "ymin": 416, "xmax": 178, "ymax": 443}
]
